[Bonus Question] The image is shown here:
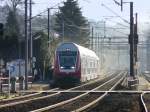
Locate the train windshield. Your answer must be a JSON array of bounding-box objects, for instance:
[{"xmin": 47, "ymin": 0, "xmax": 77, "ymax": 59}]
[{"xmin": 59, "ymin": 51, "xmax": 77, "ymax": 69}]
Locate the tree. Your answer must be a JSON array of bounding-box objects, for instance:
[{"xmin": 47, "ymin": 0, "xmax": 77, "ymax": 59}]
[
  {"xmin": 55, "ymin": 0, "xmax": 89, "ymax": 44},
  {"xmin": 5, "ymin": 10, "xmax": 20, "ymax": 41},
  {"xmin": 0, "ymin": 0, "xmax": 23, "ymax": 11},
  {"xmin": 33, "ymin": 31, "xmax": 60, "ymax": 79}
]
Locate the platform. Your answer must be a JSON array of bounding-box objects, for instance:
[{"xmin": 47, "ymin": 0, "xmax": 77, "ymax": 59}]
[
  {"xmin": 138, "ymin": 76, "xmax": 150, "ymax": 91},
  {"xmin": 28, "ymin": 82, "xmax": 49, "ymax": 91}
]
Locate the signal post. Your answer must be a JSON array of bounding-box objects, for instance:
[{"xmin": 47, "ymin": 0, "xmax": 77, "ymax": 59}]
[{"xmin": 114, "ymin": 0, "xmax": 139, "ymax": 89}]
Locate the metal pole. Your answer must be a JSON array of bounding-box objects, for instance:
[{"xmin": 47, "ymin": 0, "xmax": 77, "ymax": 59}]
[
  {"xmin": 129, "ymin": 2, "xmax": 134, "ymax": 77},
  {"xmin": 62, "ymin": 21, "xmax": 64, "ymax": 42},
  {"xmin": 101, "ymin": 35, "xmax": 103, "ymax": 70},
  {"xmin": 102, "ymin": 21, "xmax": 106, "ymax": 69},
  {"xmin": 8, "ymin": 68, "xmax": 10, "ymax": 97},
  {"xmin": 104, "ymin": 21, "xmax": 106, "ymax": 38},
  {"xmin": 91, "ymin": 27, "xmax": 94, "ymax": 50},
  {"xmin": 29, "ymin": 0, "xmax": 33, "ymax": 77},
  {"xmin": 25, "ymin": 0, "xmax": 28, "ymax": 90},
  {"xmin": 118, "ymin": 46, "xmax": 120, "ymax": 69},
  {"xmin": 48, "ymin": 8, "xmax": 50, "ymax": 46},
  {"xmin": 135, "ymin": 13, "xmax": 137, "ymax": 36},
  {"xmin": 134, "ymin": 13, "xmax": 138, "ymax": 76}
]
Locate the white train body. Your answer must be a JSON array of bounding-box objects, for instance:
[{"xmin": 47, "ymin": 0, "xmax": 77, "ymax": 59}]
[{"xmin": 54, "ymin": 42, "xmax": 100, "ymax": 85}]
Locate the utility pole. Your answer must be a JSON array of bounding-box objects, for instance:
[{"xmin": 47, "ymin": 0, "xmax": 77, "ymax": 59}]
[
  {"xmin": 134, "ymin": 13, "xmax": 138, "ymax": 75},
  {"xmin": 102, "ymin": 21, "xmax": 106, "ymax": 69},
  {"xmin": 62, "ymin": 20, "xmax": 64, "ymax": 42},
  {"xmin": 29, "ymin": 0, "xmax": 33, "ymax": 77},
  {"xmin": 47, "ymin": 8, "xmax": 58, "ymax": 44},
  {"xmin": 114, "ymin": 0, "xmax": 139, "ymax": 88},
  {"xmin": 104, "ymin": 21, "xmax": 106, "ymax": 38},
  {"xmin": 25, "ymin": 0, "xmax": 28, "ymax": 90},
  {"xmin": 129, "ymin": 2, "xmax": 134, "ymax": 77},
  {"xmin": 128, "ymin": 2, "xmax": 139, "ymax": 88},
  {"xmin": 48, "ymin": 8, "xmax": 50, "ymax": 46},
  {"xmin": 91, "ymin": 27, "xmax": 94, "ymax": 50}
]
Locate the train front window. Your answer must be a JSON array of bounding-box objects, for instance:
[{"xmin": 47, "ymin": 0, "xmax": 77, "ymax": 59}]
[{"xmin": 59, "ymin": 51, "xmax": 77, "ymax": 69}]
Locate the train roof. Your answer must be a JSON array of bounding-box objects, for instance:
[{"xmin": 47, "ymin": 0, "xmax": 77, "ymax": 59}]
[{"xmin": 57, "ymin": 42, "xmax": 99, "ymax": 60}]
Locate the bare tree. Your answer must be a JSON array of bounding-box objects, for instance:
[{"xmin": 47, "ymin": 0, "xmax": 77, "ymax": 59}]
[{"xmin": 0, "ymin": 0, "xmax": 23, "ymax": 12}]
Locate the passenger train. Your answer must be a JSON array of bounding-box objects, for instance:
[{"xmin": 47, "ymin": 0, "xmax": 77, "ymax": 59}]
[{"xmin": 53, "ymin": 42, "xmax": 100, "ymax": 87}]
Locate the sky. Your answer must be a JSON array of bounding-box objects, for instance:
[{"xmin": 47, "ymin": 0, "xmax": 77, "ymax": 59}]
[
  {"xmin": 31, "ymin": 0, "xmax": 150, "ymax": 38},
  {"xmin": 32, "ymin": 0, "xmax": 150, "ymax": 23}
]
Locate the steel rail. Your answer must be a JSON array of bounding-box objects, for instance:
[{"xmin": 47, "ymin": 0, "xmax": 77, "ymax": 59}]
[
  {"xmin": 67, "ymin": 71, "xmax": 115, "ymax": 91},
  {"xmin": 0, "ymin": 88, "xmax": 59, "ymax": 103},
  {"xmin": 141, "ymin": 92, "xmax": 148, "ymax": 112},
  {"xmin": 0, "ymin": 71, "xmax": 117, "ymax": 111},
  {"xmin": 31, "ymin": 72, "xmax": 125, "ymax": 112},
  {"xmin": 90, "ymin": 71, "xmax": 124, "ymax": 91},
  {"xmin": 71, "ymin": 72, "xmax": 127, "ymax": 112},
  {"xmin": 0, "ymin": 88, "xmax": 59, "ymax": 108}
]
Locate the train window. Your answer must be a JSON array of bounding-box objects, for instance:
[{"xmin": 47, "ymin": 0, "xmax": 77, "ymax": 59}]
[{"xmin": 59, "ymin": 51, "xmax": 77, "ymax": 69}]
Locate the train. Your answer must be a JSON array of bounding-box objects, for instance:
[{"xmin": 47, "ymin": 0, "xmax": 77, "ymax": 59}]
[{"xmin": 53, "ymin": 42, "xmax": 100, "ymax": 87}]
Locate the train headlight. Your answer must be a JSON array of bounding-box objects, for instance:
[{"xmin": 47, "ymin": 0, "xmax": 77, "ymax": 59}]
[
  {"xmin": 71, "ymin": 66, "xmax": 75, "ymax": 69},
  {"xmin": 60, "ymin": 66, "xmax": 64, "ymax": 69}
]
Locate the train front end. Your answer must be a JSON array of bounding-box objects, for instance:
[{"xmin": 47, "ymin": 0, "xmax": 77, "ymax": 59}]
[{"xmin": 54, "ymin": 43, "xmax": 81, "ymax": 87}]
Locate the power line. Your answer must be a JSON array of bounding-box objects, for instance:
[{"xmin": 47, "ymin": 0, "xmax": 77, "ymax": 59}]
[
  {"xmin": 101, "ymin": 3, "xmax": 130, "ymax": 24},
  {"xmin": 107, "ymin": 19, "xmax": 129, "ymax": 28},
  {"xmin": 60, "ymin": 11, "xmax": 89, "ymax": 31},
  {"xmin": 91, "ymin": 25, "xmax": 128, "ymax": 36},
  {"xmin": 94, "ymin": 26, "xmax": 128, "ymax": 29},
  {"xmin": 30, "ymin": 2, "xmax": 63, "ymax": 20},
  {"xmin": 82, "ymin": 0, "xmax": 91, "ymax": 3},
  {"xmin": 113, "ymin": 29, "xmax": 129, "ymax": 36}
]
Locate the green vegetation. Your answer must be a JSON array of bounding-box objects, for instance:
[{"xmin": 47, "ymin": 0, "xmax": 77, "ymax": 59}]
[
  {"xmin": 0, "ymin": 0, "xmax": 23, "ymax": 60},
  {"xmin": 32, "ymin": 31, "xmax": 60, "ymax": 79},
  {"xmin": 0, "ymin": 0, "xmax": 90, "ymax": 78},
  {"xmin": 55, "ymin": 0, "xmax": 90, "ymax": 44}
]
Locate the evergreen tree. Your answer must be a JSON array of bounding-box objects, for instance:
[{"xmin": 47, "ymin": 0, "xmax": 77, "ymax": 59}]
[
  {"xmin": 0, "ymin": 0, "xmax": 24, "ymax": 60},
  {"xmin": 5, "ymin": 10, "xmax": 20, "ymax": 41},
  {"xmin": 55, "ymin": 0, "xmax": 89, "ymax": 44}
]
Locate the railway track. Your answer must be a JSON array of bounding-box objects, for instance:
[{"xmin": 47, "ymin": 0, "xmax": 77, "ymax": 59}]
[
  {"xmin": 83, "ymin": 91, "xmax": 149, "ymax": 112},
  {"xmin": 143, "ymin": 74, "xmax": 150, "ymax": 82},
  {"xmin": 142, "ymin": 92, "xmax": 150, "ymax": 112},
  {"xmin": 67, "ymin": 71, "xmax": 119, "ymax": 91},
  {"xmin": 30, "ymin": 71, "xmax": 126, "ymax": 112},
  {"xmin": 0, "ymin": 88, "xmax": 59, "ymax": 106},
  {"xmin": 0, "ymin": 71, "xmax": 125, "ymax": 112}
]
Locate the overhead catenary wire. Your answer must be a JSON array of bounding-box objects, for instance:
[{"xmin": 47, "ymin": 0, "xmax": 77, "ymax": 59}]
[
  {"xmin": 94, "ymin": 26, "xmax": 128, "ymax": 30},
  {"xmin": 60, "ymin": 22, "xmax": 91, "ymax": 36},
  {"xmin": 106, "ymin": 19, "xmax": 130, "ymax": 28},
  {"xmin": 60, "ymin": 11, "xmax": 90, "ymax": 31},
  {"xmin": 91, "ymin": 26, "xmax": 128, "ymax": 36},
  {"xmin": 101, "ymin": 3, "xmax": 130, "ymax": 24},
  {"xmin": 30, "ymin": 1, "xmax": 63, "ymax": 20},
  {"xmin": 113, "ymin": 29, "xmax": 129, "ymax": 36},
  {"xmin": 32, "ymin": 1, "xmax": 129, "ymax": 39},
  {"xmin": 31, "ymin": 0, "xmax": 90, "ymax": 38},
  {"xmin": 82, "ymin": 0, "xmax": 91, "ymax": 3}
]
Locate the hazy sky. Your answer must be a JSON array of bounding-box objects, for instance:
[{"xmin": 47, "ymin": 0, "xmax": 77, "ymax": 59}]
[{"xmin": 32, "ymin": 0, "xmax": 150, "ymax": 23}]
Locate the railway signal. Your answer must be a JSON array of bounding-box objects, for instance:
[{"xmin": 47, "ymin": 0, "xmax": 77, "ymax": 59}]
[{"xmin": 113, "ymin": 0, "xmax": 139, "ymax": 88}]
